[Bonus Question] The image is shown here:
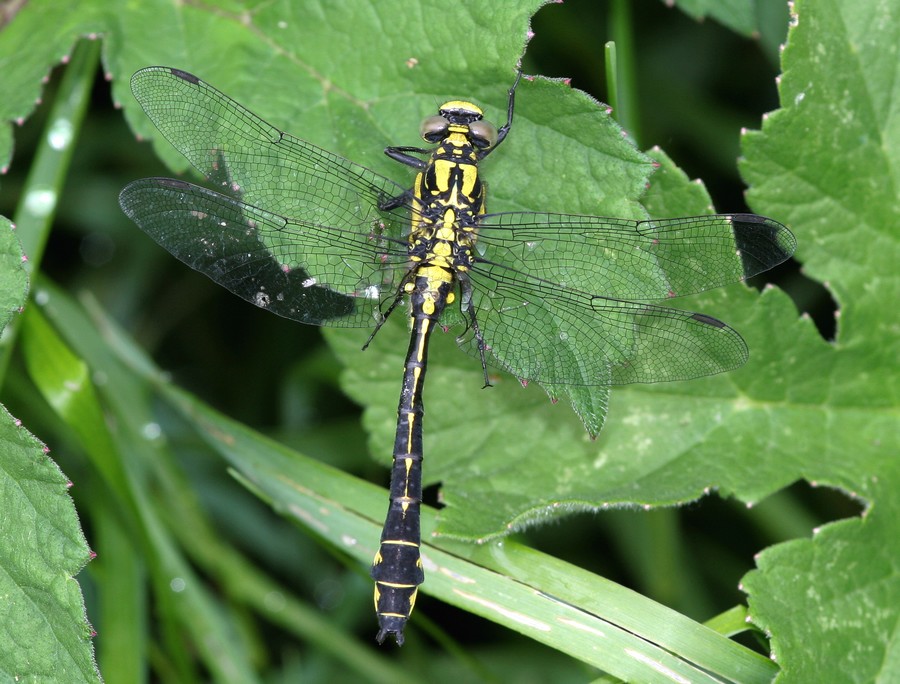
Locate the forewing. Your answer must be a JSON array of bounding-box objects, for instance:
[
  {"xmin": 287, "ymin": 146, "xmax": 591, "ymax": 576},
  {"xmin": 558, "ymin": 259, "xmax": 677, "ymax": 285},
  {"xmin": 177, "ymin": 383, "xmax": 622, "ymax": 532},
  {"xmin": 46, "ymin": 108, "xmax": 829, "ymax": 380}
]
[
  {"xmin": 475, "ymin": 212, "xmax": 796, "ymax": 301},
  {"xmin": 129, "ymin": 67, "xmax": 409, "ymax": 242}
]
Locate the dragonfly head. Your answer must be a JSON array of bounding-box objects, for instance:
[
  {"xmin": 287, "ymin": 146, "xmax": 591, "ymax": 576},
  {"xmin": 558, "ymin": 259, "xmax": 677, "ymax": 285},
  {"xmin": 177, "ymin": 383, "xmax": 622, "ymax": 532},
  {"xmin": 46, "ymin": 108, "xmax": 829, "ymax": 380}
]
[{"xmin": 421, "ymin": 100, "xmax": 499, "ymax": 150}]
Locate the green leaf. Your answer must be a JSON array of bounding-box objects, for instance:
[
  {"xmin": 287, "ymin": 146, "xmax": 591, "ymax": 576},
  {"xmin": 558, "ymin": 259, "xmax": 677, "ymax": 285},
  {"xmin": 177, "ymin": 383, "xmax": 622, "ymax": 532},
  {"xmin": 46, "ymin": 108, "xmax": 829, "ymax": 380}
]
[
  {"xmin": 0, "ymin": 403, "xmax": 98, "ymax": 682},
  {"xmin": 0, "ymin": 0, "xmax": 547, "ymax": 174},
  {"xmin": 738, "ymin": 0, "xmax": 900, "ymax": 679},
  {"xmin": 1, "ymin": 0, "xmax": 618, "ymax": 436},
  {"xmin": 0, "ymin": 5, "xmax": 105, "ymax": 172},
  {"xmin": 0, "ymin": 217, "xmax": 28, "ymax": 328},
  {"xmin": 0, "ymin": 220, "xmax": 98, "ymax": 681}
]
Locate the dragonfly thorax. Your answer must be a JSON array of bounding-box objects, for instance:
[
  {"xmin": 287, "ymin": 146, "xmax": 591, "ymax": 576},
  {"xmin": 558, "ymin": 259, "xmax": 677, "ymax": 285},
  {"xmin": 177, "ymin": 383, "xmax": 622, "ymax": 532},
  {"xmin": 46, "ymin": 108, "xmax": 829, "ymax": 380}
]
[
  {"xmin": 408, "ymin": 214, "xmax": 477, "ymax": 273},
  {"xmin": 410, "ymin": 113, "xmax": 487, "ymax": 276}
]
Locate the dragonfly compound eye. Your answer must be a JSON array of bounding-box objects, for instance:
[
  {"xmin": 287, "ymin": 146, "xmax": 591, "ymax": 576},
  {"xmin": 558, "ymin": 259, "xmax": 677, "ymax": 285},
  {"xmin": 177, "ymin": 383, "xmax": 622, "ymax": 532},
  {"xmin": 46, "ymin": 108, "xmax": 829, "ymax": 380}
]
[
  {"xmin": 468, "ymin": 120, "xmax": 498, "ymax": 149},
  {"xmin": 420, "ymin": 115, "xmax": 449, "ymax": 143}
]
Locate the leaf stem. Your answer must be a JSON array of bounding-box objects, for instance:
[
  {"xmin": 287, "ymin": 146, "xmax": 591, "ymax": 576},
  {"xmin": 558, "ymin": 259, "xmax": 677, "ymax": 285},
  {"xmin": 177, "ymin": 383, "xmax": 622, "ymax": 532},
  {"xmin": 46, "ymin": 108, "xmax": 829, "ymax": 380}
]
[
  {"xmin": 14, "ymin": 39, "xmax": 99, "ymax": 270},
  {"xmin": 0, "ymin": 39, "xmax": 100, "ymax": 382},
  {"xmin": 607, "ymin": 0, "xmax": 641, "ymax": 144}
]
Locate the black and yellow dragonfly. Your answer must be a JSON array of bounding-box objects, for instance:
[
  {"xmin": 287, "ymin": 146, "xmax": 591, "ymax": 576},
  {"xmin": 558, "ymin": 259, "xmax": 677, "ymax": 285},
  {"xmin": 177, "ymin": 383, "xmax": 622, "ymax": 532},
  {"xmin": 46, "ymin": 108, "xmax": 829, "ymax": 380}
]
[{"xmin": 119, "ymin": 67, "xmax": 796, "ymax": 645}]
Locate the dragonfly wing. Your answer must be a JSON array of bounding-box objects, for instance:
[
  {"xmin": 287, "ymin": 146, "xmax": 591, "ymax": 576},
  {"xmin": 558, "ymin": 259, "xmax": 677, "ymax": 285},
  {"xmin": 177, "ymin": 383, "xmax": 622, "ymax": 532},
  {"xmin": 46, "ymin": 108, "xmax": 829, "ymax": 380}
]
[
  {"xmin": 463, "ymin": 260, "xmax": 748, "ymax": 386},
  {"xmin": 120, "ymin": 178, "xmax": 409, "ymax": 327},
  {"xmin": 129, "ymin": 67, "xmax": 410, "ymax": 241},
  {"xmin": 476, "ymin": 212, "xmax": 796, "ymax": 301}
]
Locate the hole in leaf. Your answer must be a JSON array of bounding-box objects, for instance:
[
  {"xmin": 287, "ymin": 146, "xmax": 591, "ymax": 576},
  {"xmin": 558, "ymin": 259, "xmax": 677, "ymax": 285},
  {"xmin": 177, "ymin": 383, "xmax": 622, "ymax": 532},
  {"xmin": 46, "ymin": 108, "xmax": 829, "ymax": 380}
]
[
  {"xmin": 423, "ymin": 481, "xmax": 443, "ymax": 509},
  {"xmin": 747, "ymin": 256, "xmax": 838, "ymax": 341}
]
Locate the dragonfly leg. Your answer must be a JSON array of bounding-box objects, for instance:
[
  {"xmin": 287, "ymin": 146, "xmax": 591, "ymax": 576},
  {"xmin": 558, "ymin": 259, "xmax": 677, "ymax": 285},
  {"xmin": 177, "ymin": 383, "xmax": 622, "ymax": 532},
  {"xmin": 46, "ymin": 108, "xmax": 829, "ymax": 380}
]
[
  {"xmin": 480, "ymin": 70, "xmax": 522, "ymax": 159},
  {"xmin": 384, "ymin": 146, "xmax": 430, "ymax": 169},
  {"xmin": 460, "ymin": 279, "xmax": 493, "ymax": 388},
  {"xmin": 379, "ymin": 187, "xmax": 416, "ymax": 212},
  {"xmin": 362, "ymin": 277, "xmax": 413, "ymax": 350}
]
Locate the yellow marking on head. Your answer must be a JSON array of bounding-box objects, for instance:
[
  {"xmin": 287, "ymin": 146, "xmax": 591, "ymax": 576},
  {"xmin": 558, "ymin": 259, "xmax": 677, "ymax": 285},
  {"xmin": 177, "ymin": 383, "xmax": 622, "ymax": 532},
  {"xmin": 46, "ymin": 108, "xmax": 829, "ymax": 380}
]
[{"xmin": 441, "ymin": 100, "xmax": 483, "ymax": 115}]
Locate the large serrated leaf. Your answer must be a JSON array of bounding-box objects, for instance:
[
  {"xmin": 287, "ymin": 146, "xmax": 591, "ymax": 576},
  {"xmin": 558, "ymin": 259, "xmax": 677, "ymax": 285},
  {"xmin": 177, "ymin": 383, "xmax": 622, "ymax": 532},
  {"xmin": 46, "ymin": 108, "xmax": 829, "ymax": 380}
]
[
  {"xmin": 0, "ymin": 218, "xmax": 98, "ymax": 682},
  {"xmin": 738, "ymin": 0, "xmax": 900, "ymax": 680}
]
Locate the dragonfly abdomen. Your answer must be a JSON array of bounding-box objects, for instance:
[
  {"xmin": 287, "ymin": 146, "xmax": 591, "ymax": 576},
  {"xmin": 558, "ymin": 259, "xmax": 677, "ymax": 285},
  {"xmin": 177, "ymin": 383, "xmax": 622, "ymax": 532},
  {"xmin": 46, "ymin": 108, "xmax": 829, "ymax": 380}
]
[{"xmin": 371, "ymin": 271, "xmax": 455, "ymax": 644}]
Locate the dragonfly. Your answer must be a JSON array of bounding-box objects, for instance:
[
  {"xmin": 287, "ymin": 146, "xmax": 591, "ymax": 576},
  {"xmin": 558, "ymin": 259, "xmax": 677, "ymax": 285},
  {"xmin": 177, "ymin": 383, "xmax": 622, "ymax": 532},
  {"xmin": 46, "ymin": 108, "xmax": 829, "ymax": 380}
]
[{"xmin": 119, "ymin": 66, "xmax": 796, "ymax": 645}]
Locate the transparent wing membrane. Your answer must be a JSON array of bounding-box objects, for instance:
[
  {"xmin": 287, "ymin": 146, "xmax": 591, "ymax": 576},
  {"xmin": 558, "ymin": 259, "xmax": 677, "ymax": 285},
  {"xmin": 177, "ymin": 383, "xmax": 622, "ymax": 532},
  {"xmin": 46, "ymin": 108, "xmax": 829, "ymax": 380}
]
[
  {"xmin": 120, "ymin": 67, "xmax": 416, "ymax": 327},
  {"xmin": 460, "ymin": 210, "xmax": 795, "ymax": 385},
  {"xmin": 120, "ymin": 66, "xmax": 796, "ymax": 387},
  {"xmin": 461, "ymin": 263, "xmax": 749, "ymax": 386},
  {"xmin": 128, "ymin": 67, "xmax": 408, "ymax": 231},
  {"xmin": 475, "ymin": 211, "xmax": 796, "ymax": 301}
]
